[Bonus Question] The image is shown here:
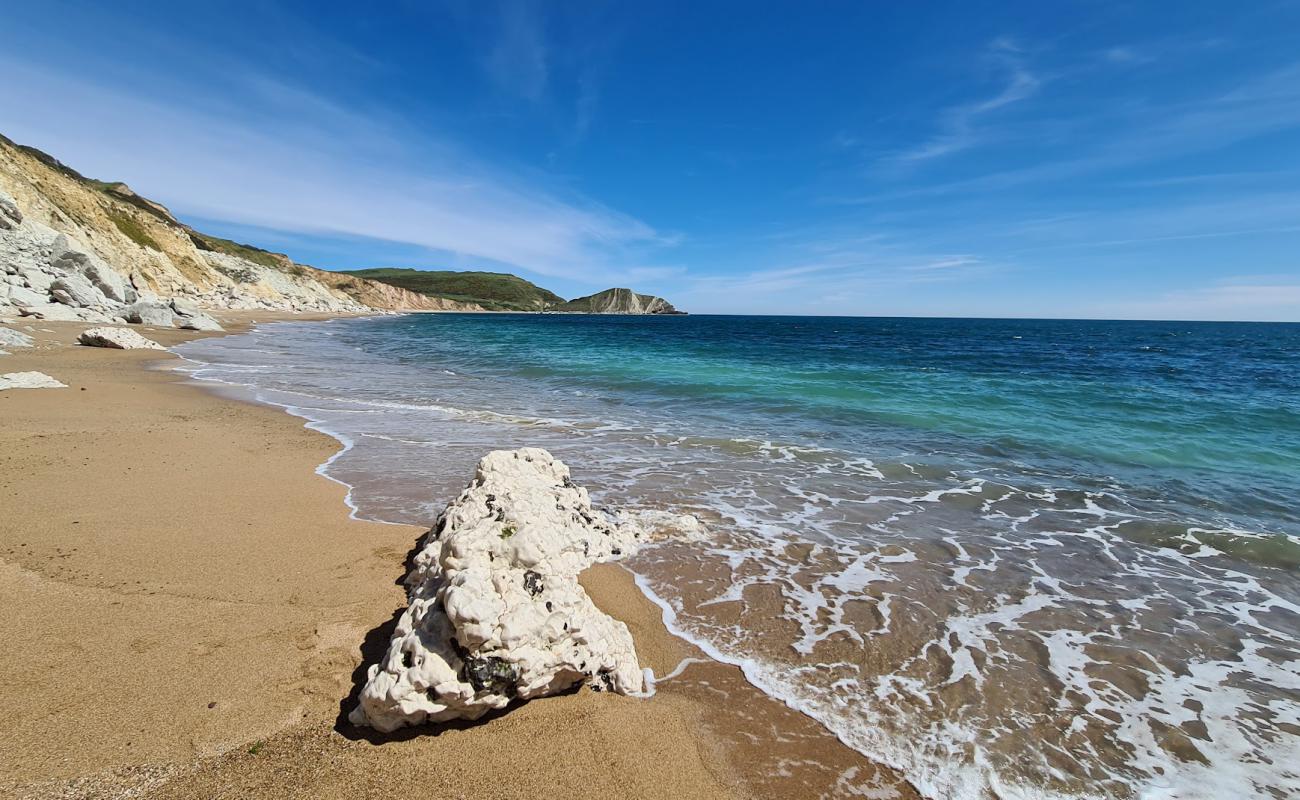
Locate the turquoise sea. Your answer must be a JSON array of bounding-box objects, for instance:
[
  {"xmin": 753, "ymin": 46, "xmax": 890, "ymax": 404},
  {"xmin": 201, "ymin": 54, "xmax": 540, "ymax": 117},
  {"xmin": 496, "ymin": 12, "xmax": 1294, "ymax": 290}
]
[{"xmin": 176, "ymin": 314, "xmax": 1300, "ymax": 799}]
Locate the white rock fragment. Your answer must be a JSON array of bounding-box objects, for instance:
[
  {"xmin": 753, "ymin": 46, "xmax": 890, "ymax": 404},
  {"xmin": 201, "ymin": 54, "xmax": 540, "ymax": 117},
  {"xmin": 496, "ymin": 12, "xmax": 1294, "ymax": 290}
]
[
  {"xmin": 18, "ymin": 303, "xmax": 84, "ymax": 321},
  {"xmin": 176, "ymin": 312, "xmax": 223, "ymax": 331},
  {"xmin": 51, "ymin": 235, "xmax": 135, "ymax": 304},
  {"xmin": 51, "ymin": 273, "xmax": 108, "ymax": 308},
  {"xmin": 77, "ymin": 326, "xmax": 166, "ymax": 350},
  {"xmin": 0, "ymin": 328, "xmax": 35, "ymax": 349},
  {"xmin": 0, "ymin": 190, "xmax": 22, "ymax": 230},
  {"xmin": 122, "ymin": 301, "xmax": 174, "ymax": 327},
  {"xmin": 7, "ymin": 285, "xmax": 47, "ymax": 308},
  {"xmin": 350, "ymin": 448, "xmax": 646, "ymax": 732},
  {"xmin": 0, "ymin": 371, "xmax": 66, "ymax": 390},
  {"xmin": 169, "ymin": 297, "xmax": 203, "ymax": 317}
]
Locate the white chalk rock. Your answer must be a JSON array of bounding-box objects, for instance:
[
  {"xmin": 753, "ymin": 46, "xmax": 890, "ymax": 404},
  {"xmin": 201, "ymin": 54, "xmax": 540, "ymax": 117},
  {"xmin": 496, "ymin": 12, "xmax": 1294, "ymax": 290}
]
[
  {"xmin": 50, "ymin": 236, "xmax": 134, "ymax": 304},
  {"xmin": 170, "ymin": 297, "xmax": 203, "ymax": 317},
  {"xmin": 0, "ymin": 190, "xmax": 22, "ymax": 230},
  {"xmin": 18, "ymin": 303, "xmax": 83, "ymax": 321},
  {"xmin": 7, "ymin": 285, "xmax": 47, "ymax": 308},
  {"xmin": 77, "ymin": 326, "xmax": 165, "ymax": 350},
  {"xmin": 51, "ymin": 273, "xmax": 107, "ymax": 308},
  {"xmin": 0, "ymin": 328, "xmax": 35, "ymax": 349},
  {"xmin": 0, "ymin": 371, "xmax": 66, "ymax": 390},
  {"xmin": 123, "ymin": 301, "xmax": 174, "ymax": 327},
  {"xmin": 350, "ymin": 448, "xmax": 646, "ymax": 732},
  {"xmin": 22, "ymin": 269, "xmax": 56, "ymax": 293},
  {"xmin": 176, "ymin": 312, "xmax": 223, "ymax": 331}
]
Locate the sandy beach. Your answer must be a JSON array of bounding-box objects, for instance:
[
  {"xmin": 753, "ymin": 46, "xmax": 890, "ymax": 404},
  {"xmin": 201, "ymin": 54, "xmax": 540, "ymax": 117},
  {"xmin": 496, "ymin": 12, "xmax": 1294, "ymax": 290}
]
[{"xmin": 0, "ymin": 316, "xmax": 910, "ymax": 800}]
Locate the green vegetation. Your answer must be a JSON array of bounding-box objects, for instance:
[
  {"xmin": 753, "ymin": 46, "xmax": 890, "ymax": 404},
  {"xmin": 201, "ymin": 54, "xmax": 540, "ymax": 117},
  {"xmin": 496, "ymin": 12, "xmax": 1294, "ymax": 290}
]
[
  {"xmin": 247, "ymin": 741, "xmax": 264, "ymax": 756},
  {"xmin": 500, "ymin": 525, "xmax": 517, "ymax": 540},
  {"xmin": 340, "ymin": 268, "xmax": 565, "ymax": 311},
  {"xmin": 1, "ymin": 132, "xmax": 92, "ymax": 183},
  {"xmin": 189, "ymin": 232, "xmax": 284, "ymax": 269},
  {"xmin": 213, "ymin": 262, "xmax": 257, "ymax": 284},
  {"xmin": 107, "ymin": 209, "xmax": 161, "ymax": 250}
]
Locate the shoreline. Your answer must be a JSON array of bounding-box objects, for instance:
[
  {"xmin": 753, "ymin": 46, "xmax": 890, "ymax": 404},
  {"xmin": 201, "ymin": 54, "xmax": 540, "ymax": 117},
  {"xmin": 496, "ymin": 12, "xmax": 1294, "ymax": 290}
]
[{"xmin": 1, "ymin": 314, "xmax": 914, "ymax": 799}]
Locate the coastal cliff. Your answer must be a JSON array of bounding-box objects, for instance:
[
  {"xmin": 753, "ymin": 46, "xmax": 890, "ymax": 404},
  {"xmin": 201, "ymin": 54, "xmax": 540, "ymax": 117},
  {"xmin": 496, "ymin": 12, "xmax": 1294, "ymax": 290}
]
[
  {"xmin": 0, "ymin": 134, "xmax": 481, "ymax": 322},
  {"xmin": 2, "ymin": 134, "xmax": 680, "ymax": 321},
  {"xmin": 552, "ymin": 287, "xmax": 684, "ymax": 315}
]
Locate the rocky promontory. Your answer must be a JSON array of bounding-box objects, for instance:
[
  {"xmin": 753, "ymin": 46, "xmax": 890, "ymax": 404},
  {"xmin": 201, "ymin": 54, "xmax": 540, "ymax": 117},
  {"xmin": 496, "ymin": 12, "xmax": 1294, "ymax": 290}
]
[{"xmin": 551, "ymin": 287, "xmax": 684, "ymax": 315}]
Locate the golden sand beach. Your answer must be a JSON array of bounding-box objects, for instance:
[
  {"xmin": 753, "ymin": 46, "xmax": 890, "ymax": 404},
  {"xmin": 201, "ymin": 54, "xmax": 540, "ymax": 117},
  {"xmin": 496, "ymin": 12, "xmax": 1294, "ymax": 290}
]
[{"xmin": 0, "ymin": 315, "xmax": 911, "ymax": 800}]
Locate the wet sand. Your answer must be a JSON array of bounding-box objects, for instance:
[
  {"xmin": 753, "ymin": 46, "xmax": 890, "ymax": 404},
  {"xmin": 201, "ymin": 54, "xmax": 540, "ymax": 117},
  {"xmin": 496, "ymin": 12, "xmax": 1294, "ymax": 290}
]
[{"xmin": 0, "ymin": 315, "xmax": 913, "ymax": 799}]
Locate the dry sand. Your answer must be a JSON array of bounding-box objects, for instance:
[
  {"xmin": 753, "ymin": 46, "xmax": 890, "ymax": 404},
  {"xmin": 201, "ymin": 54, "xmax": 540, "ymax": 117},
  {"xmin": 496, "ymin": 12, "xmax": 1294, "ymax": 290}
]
[{"xmin": 0, "ymin": 315, "xmax": 915, "ymax": 799}]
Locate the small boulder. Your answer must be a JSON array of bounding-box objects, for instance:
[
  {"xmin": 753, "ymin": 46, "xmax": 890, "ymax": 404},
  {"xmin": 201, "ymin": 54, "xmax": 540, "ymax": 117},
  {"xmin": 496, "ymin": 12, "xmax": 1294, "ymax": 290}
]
[
  {"xmin": 176, "ymin": 312, "xmax": 223, "ymax": 332},
  {"xmin": 0, "ymin": 371, "xmax": 66, "ymax": 390},
  {"xmin": 7, "ymin": 285, "xmax": 48, "ymax": 308},
  {"xmin": 0, "ymin": 328, "xmax": 36, "ymax": 349},
  {"xmin": 18, "ymin": 304, "xmax": 82, "ymax": 321},
  {"xmin": 123, "ymin": 302, "xmax": 174, "ymax": 327},
  {"xmin": 78, "ymin": 327, "xmax": 166, "ymax": 350},
  {"xmin": 170, "ymin": 297, "xmax": 203, "ymax": 317}
]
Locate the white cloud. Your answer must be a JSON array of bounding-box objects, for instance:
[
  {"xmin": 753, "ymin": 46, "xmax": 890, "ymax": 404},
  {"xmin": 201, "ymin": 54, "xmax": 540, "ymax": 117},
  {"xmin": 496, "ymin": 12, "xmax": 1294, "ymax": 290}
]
[
  {"xmin": 0, "ymin": 56, "xmax": 664, "ymax": 283},
  {"xmin": 485, "ymin": 0, "xmax": 550, "ymax": 102},
  {"xmin": 889, "ymin": 40, "xmax": 1041, "ymax": 165},
  {"xmin": 1103, "ymin": 280, "xmax": 1300, "ymax": 321}
]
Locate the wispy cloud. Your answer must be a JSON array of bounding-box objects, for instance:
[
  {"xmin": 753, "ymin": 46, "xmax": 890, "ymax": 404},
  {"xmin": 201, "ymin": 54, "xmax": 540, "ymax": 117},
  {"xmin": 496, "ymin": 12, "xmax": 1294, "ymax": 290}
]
[
  {"xmin": 888, "ymin": 38, "xmax": 1041, "ymax": 165},
  {"xmin": 0, "ymin": 55, "xmax": 666, "ymax": 283},
  {"xmin": 673, "ymin": 229, "xmax": 1001, "ymax": 314},
  {"xmin": 484, "ymin": 0, "xmax": 549, "ymax": 102},
  {"xmin": 903, "ymin": 255, "xmax": 981, "ymax": 272},
  {"xmin": 873, "ymin": 60, "xmax": 1300, "ymax": 199},
  {"xmin": 1101, "ymin": 278, "xmax": 1300, "ymax": 321}
]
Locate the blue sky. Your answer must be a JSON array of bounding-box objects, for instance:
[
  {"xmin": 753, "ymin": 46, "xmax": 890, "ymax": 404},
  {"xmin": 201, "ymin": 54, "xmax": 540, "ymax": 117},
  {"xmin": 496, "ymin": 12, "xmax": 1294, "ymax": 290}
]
[{"xmin": 2, "ymin": 1, "xmax": 1299, "ymax": 319}]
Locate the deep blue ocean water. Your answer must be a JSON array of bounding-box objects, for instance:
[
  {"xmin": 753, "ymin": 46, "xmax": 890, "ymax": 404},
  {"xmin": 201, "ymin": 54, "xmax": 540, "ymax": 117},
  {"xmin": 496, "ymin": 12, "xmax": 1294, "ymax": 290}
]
[{"xmin": 176, "ymin": 314, "xmax": 1300, "ymax": 800}]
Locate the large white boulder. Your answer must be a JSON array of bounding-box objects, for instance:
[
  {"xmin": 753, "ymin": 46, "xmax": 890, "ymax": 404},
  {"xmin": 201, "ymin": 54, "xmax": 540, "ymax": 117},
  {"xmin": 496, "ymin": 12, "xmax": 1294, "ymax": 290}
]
[
  {"xmin": 50, "ymin": 234, "xmax": 134, "ymax": 304},
  {"xmin": 22, "ymin": 269, "xmax": 56, "ymax": 293},
  {"xmin": 51, "ymin": 273, "xmax": 107, "ymax": 308},
  {"xmin": 77, "ymin": 326, "xmax": 165, "ymax": 350},
  {"xmin": 7, "ymin": 285, "xmax": 47, "ymax": 308},
  {"xmin": 0, "ymin": 371, "xmax": 66, "ymax": 390},
  {"xmin": 350, "ymin": 448, "xmax": 646, "ymax": 732},
  {"xmin": 0, "ymin": 328, "xmax": 35, "ymax": 349}
]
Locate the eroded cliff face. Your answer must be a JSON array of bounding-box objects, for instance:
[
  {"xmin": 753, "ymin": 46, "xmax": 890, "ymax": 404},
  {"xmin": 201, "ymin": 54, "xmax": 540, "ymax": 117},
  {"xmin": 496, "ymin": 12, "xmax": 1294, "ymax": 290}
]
[
  {"xmin": 0, "ymin": 135, "xmax": 479, "ymax": 318},
  {"xmin": 311, "ymin": 269, "xmax": 485, "ymax": 312}
]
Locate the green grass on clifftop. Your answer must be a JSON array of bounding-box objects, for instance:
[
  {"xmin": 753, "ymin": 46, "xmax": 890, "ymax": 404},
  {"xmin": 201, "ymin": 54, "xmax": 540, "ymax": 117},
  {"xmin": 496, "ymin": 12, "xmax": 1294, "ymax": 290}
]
[
  {"xmin": 189, "ymin": 232, "xmax": 285, "ymax": 270},
  {"xmin": 340, "ymin": 268, "xmax": 565, "ymax": 311},
  {"xmin": 107, "ymin": 210, "xmax": 161, "ymax": 251}
]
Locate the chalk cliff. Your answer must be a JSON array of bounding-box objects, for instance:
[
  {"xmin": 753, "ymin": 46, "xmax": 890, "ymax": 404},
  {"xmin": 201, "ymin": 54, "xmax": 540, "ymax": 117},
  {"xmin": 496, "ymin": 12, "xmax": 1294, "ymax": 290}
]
[
  {"xmin": 0, "ymin": 133, "xmax": 481, "ymax": 322},
  {"xmin": 551, "ymin": 287, "xmax": 684, "ymax": 315}
]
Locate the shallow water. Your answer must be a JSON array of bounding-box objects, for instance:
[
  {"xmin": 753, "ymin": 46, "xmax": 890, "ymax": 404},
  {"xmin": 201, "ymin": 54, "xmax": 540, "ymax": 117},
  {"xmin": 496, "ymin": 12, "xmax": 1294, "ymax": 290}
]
[{"xmin": 175, "ymin": 314, "xmax": 1300, "ymax": 799}]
